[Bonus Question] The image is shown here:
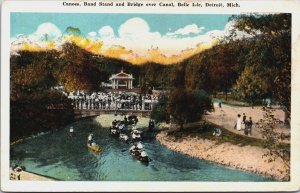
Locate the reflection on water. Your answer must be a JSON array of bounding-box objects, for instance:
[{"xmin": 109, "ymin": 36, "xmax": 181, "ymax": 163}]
[{"xmin": 10, "ymin": 117, "xmax": 276, "ymax": 181}]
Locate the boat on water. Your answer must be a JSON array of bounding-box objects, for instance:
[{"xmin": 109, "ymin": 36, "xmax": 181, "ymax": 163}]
[
  {"xmin": 87, "ymin": 143, "xmax": 102, "ymax": 153},
  {"xmin": 110, "ymin": 127, "xmax": 120, "ymax": 136},
  {"xmin": 119, "ymin": 133, "xmax": 129, "ymax": 142},
  {"xmin": 129, "ymin": 143, "xmax": 150, "ymax": 164},
  {"xmin": 129, "ymin": 148, "xmax": 150, "ymax": 163}
]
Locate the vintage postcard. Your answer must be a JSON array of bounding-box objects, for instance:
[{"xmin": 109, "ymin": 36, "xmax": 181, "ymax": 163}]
[{"xmin": 1, "ymin": 0, "xmax": 300, "ymax": 192}]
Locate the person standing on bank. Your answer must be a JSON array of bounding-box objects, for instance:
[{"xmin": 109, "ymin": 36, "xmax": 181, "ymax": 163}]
[
  {"xmin": 244, "ymin": 119, "xmax": 249, "ymax": 135},
  {"xmin": 248, "ymin": 117, "xmax": 253, "ymax": 136},
  {"xmin": 242, "ymin": 113, "xmax": 247, "ymax": 129},
  {"xmin": 235, "ymin": 114, "xmax": 242, "ymax": 131},
  {"xmin": 218, "ymin": 100, "xmax": 222, "ymax": 111}
]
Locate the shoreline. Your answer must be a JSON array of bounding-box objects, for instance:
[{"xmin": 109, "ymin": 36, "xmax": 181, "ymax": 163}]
[
  {"xmin": 10, "ymin": 169, "xmax": 55, "ymax": 181},
  {"xmin": 156, "ymin": 130, "xmax": 289, "ymax": 181},
  {"xmin": 10, "ymin": 115, "xmax": 96, "ymax": 146}
]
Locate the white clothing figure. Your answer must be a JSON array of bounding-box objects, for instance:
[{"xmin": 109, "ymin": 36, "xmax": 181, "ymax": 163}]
[
  {"xmin": 137, "ymin": 142, "xmax": 143, "ymax": 149},
  {"xmin": 236, "ymin": 115, "xmax": 242, "ymax": 131},
  {"xmin": 132, "ymin": 133, "xmax": 137, "ymax": 139},
  {"xmin": 129, "ymin": 146, "xmax": 135, "ymax": 151},
  {"xmin": 88, "ymin": 134, "xmax": 93, "ymax": 141},
  {"xmin": 141, "ymin": 151, "xmax": 147, "ymax": 157}
]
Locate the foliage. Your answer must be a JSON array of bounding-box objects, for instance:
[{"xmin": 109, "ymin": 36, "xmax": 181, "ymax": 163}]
[
  {"xmin": 10, "ymin": 91, "xmax": 74, "ymax": 140},
  {"xmin": 231, "ymin": 14, "xmax": 291, "ymax": 36},
  {"xmin": 193, "ymin": 89, "xmax": 214, "ymax": 111},
  {"xmin": 167, "ymin": 89, "xmax": 212, "ymax": 130},
  {"xmin": 232, "ymin": 13, "xmax": 291, "ymax": 110},
  {"xmin": 10, "ymin": 50, "xmax": 74, "ymax": 141},
  {"xmin": 184, "ymin": 52, "xmax": 212, "ymax": 92},
  {"xmin": 11, "ymin": 50, "xmax": 60, "ymax": 100},
  {"xmin": 274, "ymin": 63, "xmax": 291, "ymax": 114},
  {"xmin": 177, "ymin": 41, "xmax": 241, "ymax": 97},
  {"xmin": 256, "ymin": 107, "xmax": 290, "ymax": 179},
  {"xmin": 150, "ymin": 94, "xmax": 169, "ymax": 123},
  {"xmin": 169, "ymin": 62, "xmax": 186, "ymax": 88},
  {"xmin": 234, "ymin": 65, "xmax": 274, "ymax": 105},
  {"xmin": 208, "ymin": 45, "xmax": 236, "ymax": 99},
  {"xmin": 57, "ymin": 43, "xmax": 104, "ymax": 92},
  {"xmin": 141, "ymin": 62, "xmax": 172, "ymax": 89}
]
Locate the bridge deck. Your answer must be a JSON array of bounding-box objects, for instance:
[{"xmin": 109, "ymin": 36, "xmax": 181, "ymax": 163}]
[{"xmin": 74, "ymin": 109, "xmax": 151, "ymax": 119}]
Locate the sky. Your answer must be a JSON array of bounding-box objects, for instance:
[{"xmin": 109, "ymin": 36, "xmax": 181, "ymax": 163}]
[{"xmin": 10, "ymin": 13, "xmax": 234, "ymax": 64}]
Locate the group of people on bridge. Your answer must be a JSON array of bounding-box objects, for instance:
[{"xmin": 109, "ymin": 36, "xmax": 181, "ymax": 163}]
[{"xmin": 68, "ymin": 91, "xmax": 160, "ymax": 111}]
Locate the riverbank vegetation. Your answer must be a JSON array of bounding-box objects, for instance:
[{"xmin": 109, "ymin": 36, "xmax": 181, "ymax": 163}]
[
  {"xmin": 151, "ymin": 89, "xmax": 213, "ymax": 130},
  {"xmin": 166, "ymin": 120, "xmax": 289, "ymax": 151}
]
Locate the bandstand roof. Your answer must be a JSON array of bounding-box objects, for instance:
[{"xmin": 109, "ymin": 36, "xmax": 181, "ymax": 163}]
[{"xmin": 109, "ymin": 70, "xmax": 134, "ymax": 80}]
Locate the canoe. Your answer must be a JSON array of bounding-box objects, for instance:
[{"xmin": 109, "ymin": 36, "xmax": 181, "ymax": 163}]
[
  {"xmin": 129, "ymin": 149, "xmax": 150, "ymax": 164},
  {"xmin": 87, "ymin": 144, "xmax": 102, "ymax": 153}
]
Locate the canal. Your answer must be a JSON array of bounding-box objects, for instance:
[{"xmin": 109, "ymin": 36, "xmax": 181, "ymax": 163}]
[{"xmin": 10, "ymin": 116, "xmax": 276, "ymax": 181}]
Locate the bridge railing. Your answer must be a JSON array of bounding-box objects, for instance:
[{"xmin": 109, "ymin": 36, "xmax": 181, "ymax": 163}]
[{"xmin": 71, "ymin": 99, "xmax": 157, "ymax": 111}]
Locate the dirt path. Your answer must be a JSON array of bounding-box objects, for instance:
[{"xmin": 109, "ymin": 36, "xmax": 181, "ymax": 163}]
[{"xmin": 204, "ymin": 103, "xmax": 290, "ymax": 142}]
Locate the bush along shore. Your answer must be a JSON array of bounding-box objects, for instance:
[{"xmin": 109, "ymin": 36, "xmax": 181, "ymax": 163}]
[
  {"xmin": 10, "ymin": 110, "xmax": 74, "ymax": 146},
  {"xmin": 156, "ymin": 122, "xmax": 290, "ymax": 181}
]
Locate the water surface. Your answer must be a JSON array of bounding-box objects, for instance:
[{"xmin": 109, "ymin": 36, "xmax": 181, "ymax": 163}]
[{"xmin": 10, "ymin": 118, "xmax": 276, "ymax": 181}]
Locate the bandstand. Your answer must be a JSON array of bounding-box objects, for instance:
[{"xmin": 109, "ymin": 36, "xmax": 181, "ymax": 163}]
[{"xmin": 109, "ymin": 70, "xmax": 134, "ymax": 89}]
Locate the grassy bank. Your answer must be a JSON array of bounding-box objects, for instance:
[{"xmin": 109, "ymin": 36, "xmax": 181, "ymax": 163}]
[{"xmin": 166, "ymin": 120, "xmax": 290, "ymax": 150}]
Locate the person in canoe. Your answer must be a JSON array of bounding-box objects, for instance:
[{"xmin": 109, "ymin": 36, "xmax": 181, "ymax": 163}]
[
  {"xmin": 68, "ymin": 126, "xmax": 74, "ymax": 138},
  {"xmin": 87, "ymin": 133, "xmax": 93, "ymax": 145},
  {"xmin": 88, "ymin": 141, "xmax": 102, "ymax": 153},
  {"xmin": 87, "ymin": 133, "xmax": 101, "ymax": 152}
]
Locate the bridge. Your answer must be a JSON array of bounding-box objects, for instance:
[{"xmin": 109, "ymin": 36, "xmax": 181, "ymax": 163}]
[
  {"xmin": 71, "ymin": 96, "xmax": 157, "ymax": 119},
  {"xmin": 74, "ymin": 109, "xmax": 152, "ymax": 119}
]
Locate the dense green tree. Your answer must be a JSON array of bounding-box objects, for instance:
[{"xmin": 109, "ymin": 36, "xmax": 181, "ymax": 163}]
[
  {"xmin": 274, "ymin": 63, "xmax": 291, "ymax": 114},
  {"xmin": 193, "ymin": 89, "xmax": 213, "ymax": 112},
  {"xmin": 169, "ymin": 62, "xmax": 186, "ymax": 88},
  {"xmin": 231, "ymin": 14, "xmax": 291, "ymax": 36},
  {"xmin": 256, "ymin": 107, "xmax": 290, "ymax": 179},
  {"xmin": 142, "ymin": 62, "xmax": 172, "ymax": 89},
  {"xmin": 235, "ymin": 65, "xmax": 273, "ymax": 105},
  {"xmin": 184, "ymin": 52, "xmax": 212, "ymax": 92},
  {"xmin": 11, "ymin": 50, "xmax": 61, "ymax": 100},
  {"xmin": 209, "ymin": 45, "xmax": 236, "ymax": 100},
  {"xmin": 150, "ymin": 94, "xmax": 170, "ymax": 123},
  {"xmin": 58, "ymin": 43, "xmax": 103, "ymax": 91},
  {"xmin": 167, "ymin": 89, "xmax": 212, "ymax": 130}
]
